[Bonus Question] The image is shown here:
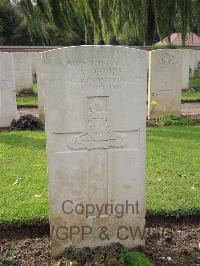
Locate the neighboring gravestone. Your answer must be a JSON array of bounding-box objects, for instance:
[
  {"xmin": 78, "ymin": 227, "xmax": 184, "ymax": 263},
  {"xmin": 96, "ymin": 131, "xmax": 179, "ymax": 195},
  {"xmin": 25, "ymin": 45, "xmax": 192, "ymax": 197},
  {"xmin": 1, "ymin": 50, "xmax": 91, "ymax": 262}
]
[
  {"xmin": 148, "ymin": 49, "xmax": 182, "ymax": 119},
  {"xmin": 13, "ymin": 52, "xmax": 33, "ymax": 90},
  {"xmin": 192, "ymin": 50, "xmax": 200, "ymax": 72},
  {"xmin": 43, "ymin": 46, "xmax": 147, "ymax": 257},
  {"xmin": 181, "ymin": 49, "xmax": 190, "ymax": 89},
  {"xmin": 188, "ymin": 49, "xmax": 200, "ymax": 76},
  {"xmin": 0, "ymin": 52, "xmax": 17, "ymax": 127},
  {"xmin": 33, "ymin": 52, "xmax": 45, "ymax": 123}
]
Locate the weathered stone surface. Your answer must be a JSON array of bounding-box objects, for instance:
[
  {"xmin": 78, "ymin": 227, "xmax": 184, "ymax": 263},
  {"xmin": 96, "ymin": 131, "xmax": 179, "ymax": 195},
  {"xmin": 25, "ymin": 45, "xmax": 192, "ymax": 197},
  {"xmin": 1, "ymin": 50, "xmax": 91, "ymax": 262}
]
[
  {"xmin": 186, "ymin": 49, "xmax": 200, "ymax": 77},
  {"xmin": 180, "ymin": 49, "xmax": 200, "ymax": 89},
  {"xmin": 148, "ymin": 49, "xmax": 182, "ymax": 119},
  {"xmin": 0, "ymin": 52, "xmax": 17, "ymax": 127},
  {"xmin": 181, "ymin": 49, "xmax": 190, "ymax": 89},
  {"xmin": 13, "ymin": 52, "xmax": 33, "ymax": 90},
  {"xmin": 42, "ymin": 46, "xmax": 147, "ymax": 257}
]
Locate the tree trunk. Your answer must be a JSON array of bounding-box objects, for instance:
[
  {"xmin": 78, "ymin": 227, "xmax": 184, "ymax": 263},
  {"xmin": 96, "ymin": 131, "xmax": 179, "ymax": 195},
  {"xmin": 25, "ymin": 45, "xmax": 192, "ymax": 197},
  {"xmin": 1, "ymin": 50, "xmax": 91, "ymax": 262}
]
[{"xmin": 145, "ymin": 0, "xmax": 155, "ymax": 45}]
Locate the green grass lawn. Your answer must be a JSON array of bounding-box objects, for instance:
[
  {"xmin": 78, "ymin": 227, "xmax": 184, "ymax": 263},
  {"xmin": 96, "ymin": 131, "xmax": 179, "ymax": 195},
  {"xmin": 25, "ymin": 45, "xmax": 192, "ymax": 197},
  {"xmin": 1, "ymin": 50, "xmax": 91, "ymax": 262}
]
[
  {"xmin": 147, "ymin": 126, "xmax": 200, "ymax": 216},
  {"xmin": 0, "ymin": 131, "xmax": 47, "ymax": 225},
  {"xmin": 189, "ymin": 78, "xmax": 200, "ymax": 89},
  {"xmin": 32, "ymin": 83, "xmax": 38, "ymax": 94},
  {"xmin": 16, "ymin": 83, "xmax": 38, "ymax": 106},
  {"xmin": 16, "ymin": 96, "xmax": 38, "ymax": 106},
  {"xmin": 182, "ymin": 69, "xmax": 200, "ymax": 101},
  {"xmin": 0, "ymin": 126, "xmax": 199, "ymax": 225},
  {"xmin": 182, "ymin": 91, "xmax": 200, "ymax": 101}
]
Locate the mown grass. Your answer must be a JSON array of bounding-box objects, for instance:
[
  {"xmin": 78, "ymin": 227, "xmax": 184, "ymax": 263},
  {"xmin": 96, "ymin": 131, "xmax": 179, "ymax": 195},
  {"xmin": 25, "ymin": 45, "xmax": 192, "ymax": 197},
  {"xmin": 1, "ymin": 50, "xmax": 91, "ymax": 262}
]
[
  {"xmin": 147, "ymin": 126, "xmax": 200, "ymax": 216},
  {"xmin": 16, "ymin": 96, "xmax": 38, "ymax": 106},
  {"xmin": 16, "ymin": 83, "xmax": 38, "ymax": 106},
  {"xmin": 182, "ymin": 91, "xmax": 200, "ymax": 101},
  {"xmin": 189, "ymin": 61, "xmax": 200, "ymax": 90},
  {"xmin": 32, "ymin": 83, "xmax": 38, "ymax": 94},
  {"xmin": 0, "ymin": 131, "xmax": 48, "ymax": 225},
  {"xmin": 189, "ymin": 78, "xmax": 200, "ymax": 89},
  {"xmin": 0, "ymin": 126, "xmax": 199, "ymax": 225}
]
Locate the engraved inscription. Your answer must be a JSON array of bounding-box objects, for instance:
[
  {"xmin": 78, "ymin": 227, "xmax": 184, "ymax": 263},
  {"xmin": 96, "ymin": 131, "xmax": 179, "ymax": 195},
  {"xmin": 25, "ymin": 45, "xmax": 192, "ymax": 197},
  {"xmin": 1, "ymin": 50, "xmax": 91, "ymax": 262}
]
[
  {"xmin": 159, "ymin": 53, "xmax": 175, "ymax": 65},
  {"xmin": 67, "ymin": 97, "xmax": 127, "ymax": 150}
]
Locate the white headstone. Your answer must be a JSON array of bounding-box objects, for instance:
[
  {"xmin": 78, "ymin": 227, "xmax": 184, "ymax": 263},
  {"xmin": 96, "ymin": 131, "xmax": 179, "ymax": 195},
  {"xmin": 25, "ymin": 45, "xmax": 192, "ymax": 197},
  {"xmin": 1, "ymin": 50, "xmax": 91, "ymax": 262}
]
[
  {"xmin": 180, "ymin": 49, "xmax": 200, "ymax": 82},
  {"xmin": 43, "ymin": 46, "xmax": 147, "ymax": 257},
  {"xmin": 0, "ymin": 52, "xmax": 17, "ymax": 127},
  {"xmin": 13, "ymin": 52, "xmax": 33, "ymax": 90},
  {"xmin": 187, "ymin": 49, "xmax": 200, "ymax": 76},
  {"xmin": 181, "ymin": 49, "xmax": 190, "ymax": 89},
  {"xmin": 193, "ymin": 50, "xmax": 200, "ymax": 71},
  {"xmin": 148, "ymin": 49, "xmax": 182, "ymax": 119}
]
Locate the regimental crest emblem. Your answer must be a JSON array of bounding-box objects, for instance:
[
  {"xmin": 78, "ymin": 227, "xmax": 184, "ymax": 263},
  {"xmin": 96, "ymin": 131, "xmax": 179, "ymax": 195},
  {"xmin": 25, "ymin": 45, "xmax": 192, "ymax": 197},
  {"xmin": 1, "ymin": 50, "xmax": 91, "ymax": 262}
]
[{"xmin": 67, "ymin": 98, "xmax": 127, "ymax": 150}]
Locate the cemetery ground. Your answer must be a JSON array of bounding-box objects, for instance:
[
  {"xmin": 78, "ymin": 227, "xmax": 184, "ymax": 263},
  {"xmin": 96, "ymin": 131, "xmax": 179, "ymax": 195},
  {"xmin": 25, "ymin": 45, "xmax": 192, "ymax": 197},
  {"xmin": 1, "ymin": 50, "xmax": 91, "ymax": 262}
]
[
  {"xmin": 16, "ymin": 84, "xmax": 38, "ymax": 107},
  {"xmin": 0, "ymin": 125, "xmax": 199, "ymax": 265},
  {"xmin": 16, "ymin": 90, "xmax": 200, "ymax": 106},
  {"xmin": 182, "ymin": 78, "xmax": 200, "ymax": 102},
  {"xmin": 0, "ymin": 127, "xmax": 200, "ymax": 224},
  {"xmin": 16, "ymin": 82, "xmax": 200, "ymax": 109},
  {"xmin": 182, "ymin": 91, "xmax": 200, "ymax": 101},
  {"xmin": 16, "ymin": 93, "xmax": 200, "ymax": 111},
  {"xmin": 1, "ymin": 47, "xmax": 200, "ymax": 265}
]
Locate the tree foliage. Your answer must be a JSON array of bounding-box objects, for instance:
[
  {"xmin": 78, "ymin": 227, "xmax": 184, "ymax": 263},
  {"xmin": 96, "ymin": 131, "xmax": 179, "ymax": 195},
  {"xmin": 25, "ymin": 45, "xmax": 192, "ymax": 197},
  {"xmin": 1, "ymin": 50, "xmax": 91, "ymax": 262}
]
[
  {"xmin": 0, "ymin": 0, "xmax": 84, "ymax": 45},
  {"xmin": 0, "ymin": 0, "xmax": 31, "ymax": 45},
  {"xmin": 3, "ymin": 0, "xmax": 200, "ymax": 45}
]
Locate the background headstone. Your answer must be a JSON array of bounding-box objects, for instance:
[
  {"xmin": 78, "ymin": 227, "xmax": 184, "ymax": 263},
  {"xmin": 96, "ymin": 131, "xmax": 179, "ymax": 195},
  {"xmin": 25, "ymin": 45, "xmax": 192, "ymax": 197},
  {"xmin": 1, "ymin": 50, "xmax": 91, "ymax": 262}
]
[
  {"xmin": 193, "ymin": 50, "xmax": 200, "ymax": 72},
  {"xmin": 43, "ymin": 46, "xmax": 147, "ymax": 257},
  {"xmin": 181, "ymin": 49, "xmax": 190, "ymax": 89},
  {"xmin": 148, "ymin": 49, "xmax": 182, "ymax": 119},
  {"xmin": 180, "ymin": 49, "xmax": 200, "ymax": 87},
  {"xmin": 13, "ymin": 52, "xmax": 33, "ymax": 90},
  {"xmin": 0, "ymin": 52, "xmax": 17, "ymax": 127},
  {"xmin": 188, "ymin": 49, "xmax": 200, "ymax": 76}
]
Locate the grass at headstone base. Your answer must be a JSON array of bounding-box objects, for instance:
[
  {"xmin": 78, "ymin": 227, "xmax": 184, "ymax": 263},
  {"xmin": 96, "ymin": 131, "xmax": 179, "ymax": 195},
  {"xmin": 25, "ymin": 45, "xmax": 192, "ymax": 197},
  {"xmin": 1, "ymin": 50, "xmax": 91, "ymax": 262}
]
[
  {"xmin": 16, "ymin": 83, "xmax": 200, "ymax": 105},
  {"xmin": 16, "ymin": 96, "xmax": 38, "ymax": 106},
  {"xmin": 16, "ymin": 91, "xmax": 200, "ymax": 106},
  {"xmin": 189, "ymin": 78, "xmax": 200, "ymax": 89},
  {"xmin": 62, "ymin": 247, "xmax": 153, "ymax": 266},
  {"xmin": 0, "ymin": 131, "xmax": 47, "ymax": 225},
  {"xmin": 147, "ymin": 126, "xmax": 199, "ymax": 216},
  {"xmin": 190, "ymin": 63, "xmax": 200, "ymax": 88},
  {"xmin": 0, "ymin": 126, "xmax": 199, "ymax": 225},
  {"xmin": 183, "ymin": 64, "xmax": 200, "ymax": 101},
  {"xmin": 182, "ymin": 91, "xmax": 200, "ymax": 101},
  {"xmin": 16, "ymin": 83, "xmax": 38, "ymax": 106}
]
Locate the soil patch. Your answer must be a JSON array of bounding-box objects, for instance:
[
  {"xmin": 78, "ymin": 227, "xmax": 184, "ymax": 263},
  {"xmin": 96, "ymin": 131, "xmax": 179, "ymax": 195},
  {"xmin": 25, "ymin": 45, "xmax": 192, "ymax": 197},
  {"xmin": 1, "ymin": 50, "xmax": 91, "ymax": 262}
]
[
  {"xmin": 181, "ymin": 102, "xmax": 200, "ymax": 116},
  {"xmin": 0, "ymin": 217, "xmax": 199, "ymax": 265},
  {"xmin": 17, "ymin": 107, "xmax": 39, "ymax": 119},
  {"xmin": 17, "ymin": 93, "xmax": 37, "ymax": 97}
]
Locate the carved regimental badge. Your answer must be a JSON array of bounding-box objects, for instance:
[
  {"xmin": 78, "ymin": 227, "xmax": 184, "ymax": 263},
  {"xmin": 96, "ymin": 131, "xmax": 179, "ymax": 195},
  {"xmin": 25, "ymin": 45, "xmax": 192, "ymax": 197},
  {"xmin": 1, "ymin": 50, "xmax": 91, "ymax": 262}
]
[
  {"xmin": 159, "ymin": 52, "xmax": 175, "ymax": 65},
  {"xmin": 67, "ymin": 97, "xmax": 127, "ymax": 150}
]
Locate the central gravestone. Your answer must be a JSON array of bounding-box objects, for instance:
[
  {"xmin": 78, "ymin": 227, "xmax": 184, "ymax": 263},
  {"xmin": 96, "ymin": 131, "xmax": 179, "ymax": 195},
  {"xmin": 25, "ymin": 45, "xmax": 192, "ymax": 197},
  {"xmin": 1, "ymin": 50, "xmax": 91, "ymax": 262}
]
[{"xmin": 42, "ymin": 46, "xmax": 147, "ymax": 257}]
